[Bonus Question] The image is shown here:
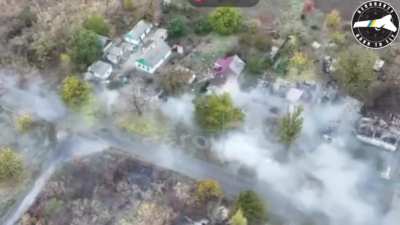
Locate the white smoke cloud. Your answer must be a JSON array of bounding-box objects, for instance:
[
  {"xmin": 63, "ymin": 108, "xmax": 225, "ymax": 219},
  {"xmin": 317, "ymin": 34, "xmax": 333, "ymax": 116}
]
[{"xmin": 163, "ymin": 78, "xmax": 390, "ymax": 225}]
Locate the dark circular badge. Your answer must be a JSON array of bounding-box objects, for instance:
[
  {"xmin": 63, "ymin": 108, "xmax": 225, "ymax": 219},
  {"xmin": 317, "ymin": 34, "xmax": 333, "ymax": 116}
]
[{"xmin": 352, "ymin": 0, "xmax": 399, "ymax": 48}]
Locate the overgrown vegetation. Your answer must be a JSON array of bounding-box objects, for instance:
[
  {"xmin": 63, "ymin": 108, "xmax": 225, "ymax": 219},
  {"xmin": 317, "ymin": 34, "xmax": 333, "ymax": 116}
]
[
  {"xmin": 0, "ymin": 148, "xmax": 24, "ymax": 182},
  {"xmin": 208, "ymin": 7, "xmax": 242, "ymax": 35},
  {"xmin": 60, "ymin": 76, "xmax": 91, "ymax": 109},
  {"xmin": 70, "ymin": 29, "xmax": 102, "ymax": 70},
  {"xmin": 195, "ymin": 179, "xmax": 223, "ymax": 202},
  {"xmin": 83, "ymin": 14, "xmax": 110, "ymax": 36},
  {"xmin": 278, "ymin": 106, "xmax": 303, "ymax": 146},
  {"xmin": 335, "ymin": 46, "xmax": 378, "ymax": 99},
  {"xmin": 235, "ymin": 191, "xmax": 267, "ymax": 225},
  {"xmin": 195, "ymin": 93, "xmax": 244, "ymax": 133},
  {"xmin": 160, "ymin": 68, "xmax": 193, "ymax": 96}
]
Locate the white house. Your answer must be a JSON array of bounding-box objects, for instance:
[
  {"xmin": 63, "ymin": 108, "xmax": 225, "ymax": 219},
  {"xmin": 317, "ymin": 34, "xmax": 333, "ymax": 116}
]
[
  {"xmin": 88, "ymin": 61, "xmax": 113, "ymax": 80},
  {"xmin": 135, "ymin": 40, "xmax": 171, "ymax": 74},
  {"xmin": 124, "ymin": 20, "xmax": 153, "ymax": 45}
]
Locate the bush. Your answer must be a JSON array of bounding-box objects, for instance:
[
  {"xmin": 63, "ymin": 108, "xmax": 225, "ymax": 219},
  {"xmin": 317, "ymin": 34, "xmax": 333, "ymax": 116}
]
[
  {"xmin": 0, "ymin": 148, "xmax": 24, "ymax": 182},
  {"xmin": 60, "ymin": 76, "xmax": 91, "ymax": 109},
  {"xmin": 196, "ymin": 179, "xmax": 223, "ymax": 202},
  {"xmin": 83, "ymin": 15, "xmax": 110, "ymax": 36},
  {"xmin": 16, "ymin": 114, "xmax": 34, "ymax": 133},
  {"xmin": 335, "ymin": 46, "xmax": 378, "ymax": 99},
  {"xmin": 168, "ymin": 17, "xmax": 186, "ymax": 39},
  {"xmin": 195, "ymin": 93, "xmax": 244, "ymax": 132},
  {"xmin": 209, "ymin": 7, "xmax": 242, "ymax": 35},
  {"xmin": 194, "ymin": 17, "xmax": 212, "ymax": 35},
  {"xmin": 278, "ymin": 106, "xmax": 303, "ymax": 146},
  {"xmin": 235, "ymin": 191, "xmax": 267, "ymax": 225},
  {"xmin": 70, "ymin": 29, "xmax": 102, "ymax": 69}
]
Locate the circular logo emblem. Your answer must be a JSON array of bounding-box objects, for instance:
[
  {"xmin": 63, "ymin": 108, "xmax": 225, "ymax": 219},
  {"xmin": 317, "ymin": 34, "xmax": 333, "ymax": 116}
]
[{"xmin": 352, "ymin": 0, "xmax": 399, "ymax": 48}]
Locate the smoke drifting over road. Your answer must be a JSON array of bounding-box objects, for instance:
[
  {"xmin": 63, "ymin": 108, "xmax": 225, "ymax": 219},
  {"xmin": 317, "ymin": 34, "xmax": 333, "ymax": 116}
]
[{"xmin": 161, "ymin": 78, "xmax": 395, "ymax": 225}]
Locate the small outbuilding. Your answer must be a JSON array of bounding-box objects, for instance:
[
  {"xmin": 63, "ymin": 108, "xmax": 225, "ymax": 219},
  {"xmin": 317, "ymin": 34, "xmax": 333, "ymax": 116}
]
[
  {"xmin": 88, "ymin": 61, "xmax": 113, "ymax": 80},
  {"xmin": 124, "ymin": 20, "xmax": 153, "ymax": 45}
]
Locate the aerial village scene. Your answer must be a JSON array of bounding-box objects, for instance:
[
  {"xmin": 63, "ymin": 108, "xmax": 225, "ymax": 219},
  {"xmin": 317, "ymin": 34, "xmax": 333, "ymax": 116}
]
[{"xmin": 0, "ymin": 0, "xmax": 400, "ymax": 225}]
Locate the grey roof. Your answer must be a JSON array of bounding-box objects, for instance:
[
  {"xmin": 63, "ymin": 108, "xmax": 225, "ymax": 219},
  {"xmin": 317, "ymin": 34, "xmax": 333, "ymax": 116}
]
[
  {"xmin": 88, "ymin": 61, "xmax": 112, "ymax": 79},
  {"xmin": 137, "ymin": 40, "xmax": 171, "ymax": 67},
  {"xmin": 126, "ymin": 20, "xmax": 152, "ymax": 41}
]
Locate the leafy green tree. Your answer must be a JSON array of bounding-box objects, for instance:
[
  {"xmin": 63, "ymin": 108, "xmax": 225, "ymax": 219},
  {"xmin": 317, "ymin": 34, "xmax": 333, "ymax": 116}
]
[
  {"xmin": 168, "ymin": 17, "xmax": 186, "ymax": 39},
  {"xmin": 70, "ymin": 29, "xmax": 102, "ymax": 69},
  {"xmin": 278, "ymin": 106, "xmax": 303, "ymax": 146},
  {"xmin": 83, "ymin": 14, "xmax": 110, "ymax": 36},
  {"xmin": 208, "ymin": 7, "xmax": 242, "ymax": 35},
  {"xmin": 196, "ymin": 179, "xmax": 224, "ymax": 202},
  {"xmin": 230, "ymin": 209, "xmax": 248, "ymax": 225},
  {"xmin": 195, "ymin": 93, "xmax": 244, "ymax": 132},
  {"xmin": 0, "ymin": 148, "xmax": 23, "ymax": 182},
  {"xmin": 325, "ymin": 9, "xmax": 342, "ymax": 31},
  {"xmin": 235, "ymin": 191, "xmax": 267, "ymax": 225},
  {"xmin": 194, "ymin": 17, "xmax": 212, "ymax": 35},
  {"xmin": 60, "ymin": 76, "xmax": 91, "ymax": 109},
  {"xmin": 335, "ymin": 46, "xmax": 378, "ymax": 98}
]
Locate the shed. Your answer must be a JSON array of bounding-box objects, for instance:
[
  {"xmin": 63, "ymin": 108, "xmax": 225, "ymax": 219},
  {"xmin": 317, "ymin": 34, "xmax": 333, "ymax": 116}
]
[{"xmin": 88, "ymin": 61, "xmax": 113, "ymax": 80}]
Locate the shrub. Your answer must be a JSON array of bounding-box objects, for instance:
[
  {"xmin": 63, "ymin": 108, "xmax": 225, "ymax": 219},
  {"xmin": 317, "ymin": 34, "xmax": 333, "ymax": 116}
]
[
  {"xmin": 208, "ymin": 7, "xmax": 242, "ymax": 35},
  {"xmin": 196, "ymin": 179, "xmax": 223, "ymax": 202},
  {"xmin": 16, "ymin": 114, "xmax": 34, "ymax": 133},
  {"xmin": 195, "ymin": 93, "xmax": 244, "ymax": 132},
  {"xmin": 83, "ymin": 15, "xmax": 110, "ymax": 36},
  {"xmin": 70, "ymin": 29, "xmax": 102, "ymax": 69},
  {"xmin": 60, "ymin": 76, "xmax": 91, "ymax": 109},
  {"xmin": 235, "ymin": 191, "xmax": 267, "ymax": 225},
  {"xmin": 168, "ymin": 17, "xmax": 186, "ymax": 39},
  {"xmin": 0, "ymin": 148, "xmax": 24, "ymax": 182}
]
